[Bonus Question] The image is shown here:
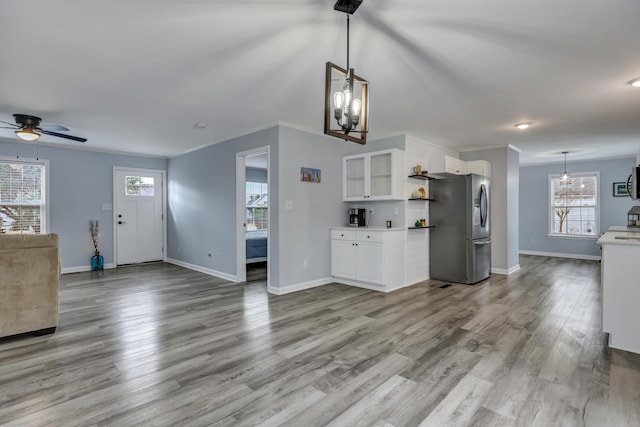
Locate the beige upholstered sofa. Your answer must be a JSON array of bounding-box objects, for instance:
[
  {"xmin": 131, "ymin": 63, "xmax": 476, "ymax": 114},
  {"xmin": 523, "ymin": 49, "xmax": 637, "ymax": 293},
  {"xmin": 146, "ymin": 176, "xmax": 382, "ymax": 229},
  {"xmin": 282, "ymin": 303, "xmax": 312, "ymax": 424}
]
[{"xmin": 0, "ymin": 233, "xmax": 59, "ymax": 338}]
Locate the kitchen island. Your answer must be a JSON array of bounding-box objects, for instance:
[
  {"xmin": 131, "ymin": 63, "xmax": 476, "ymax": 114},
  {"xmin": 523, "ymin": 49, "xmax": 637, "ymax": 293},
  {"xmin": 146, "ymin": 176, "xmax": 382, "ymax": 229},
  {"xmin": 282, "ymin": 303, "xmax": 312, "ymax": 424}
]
[{"xmin": 597, "ymin": 229, "xmax": 640, "ymax": 354}]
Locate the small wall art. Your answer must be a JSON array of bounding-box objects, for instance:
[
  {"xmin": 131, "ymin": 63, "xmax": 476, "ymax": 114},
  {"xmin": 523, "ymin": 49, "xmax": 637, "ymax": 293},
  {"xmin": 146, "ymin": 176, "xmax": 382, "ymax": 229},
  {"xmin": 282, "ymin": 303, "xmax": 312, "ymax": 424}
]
[
  {"xmin": 300, "ymin": 167, "xmax": 321, "ymax": 183},
  {"xmin": 613, "ymin": 181, "xmax": 631, "ymax": 197}
]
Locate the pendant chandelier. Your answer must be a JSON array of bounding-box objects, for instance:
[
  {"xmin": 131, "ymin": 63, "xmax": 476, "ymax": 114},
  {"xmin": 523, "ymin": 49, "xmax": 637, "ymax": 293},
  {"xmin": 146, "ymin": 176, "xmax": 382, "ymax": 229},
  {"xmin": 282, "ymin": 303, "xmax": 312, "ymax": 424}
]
[
  {"xmin": 561, "ymin": 151, "xmax": 571, "ymax": 183},
  {"xmin": 324, "ymin": 0, "xmax": 369, "ymax": 145}
]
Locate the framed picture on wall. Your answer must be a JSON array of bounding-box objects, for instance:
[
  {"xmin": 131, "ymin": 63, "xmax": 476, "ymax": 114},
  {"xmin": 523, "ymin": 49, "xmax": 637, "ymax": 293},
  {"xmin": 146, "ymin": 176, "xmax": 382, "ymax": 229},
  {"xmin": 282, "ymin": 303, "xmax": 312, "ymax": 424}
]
[
  {"xmin": 613, "ymin": 181, "xmax": 631, "ymax": 197},
  {"xmin": 300, "ymin": 167, "xmax": 321, "ymax": 183}
]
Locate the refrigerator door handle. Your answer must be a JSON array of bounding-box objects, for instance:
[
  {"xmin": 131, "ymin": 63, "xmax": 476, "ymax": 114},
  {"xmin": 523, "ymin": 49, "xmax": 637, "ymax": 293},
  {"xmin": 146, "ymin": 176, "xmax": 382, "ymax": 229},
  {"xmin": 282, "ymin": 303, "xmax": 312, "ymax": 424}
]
[
  {"xmin": 474, "ymin": 240, "xmax": 492, "ymax": 245},
  {"xmin": 480, "ymin": 183, "xmax": 488, "ymax": 227}
]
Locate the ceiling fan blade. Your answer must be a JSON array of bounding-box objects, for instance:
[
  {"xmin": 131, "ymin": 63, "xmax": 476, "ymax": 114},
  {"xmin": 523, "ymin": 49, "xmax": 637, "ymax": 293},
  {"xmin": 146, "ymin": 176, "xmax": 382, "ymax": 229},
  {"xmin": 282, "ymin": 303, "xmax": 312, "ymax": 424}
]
[
  {"xmin": 0, "ymin": 120, "xmax": 18, "ymax": 128},
  {"xmin": 41, "ymin": 124, "xmax": 70, "ymax": 131},
  {"xmin": 40, "ymin": 129, "xmax": 87, "ymax": 143}
]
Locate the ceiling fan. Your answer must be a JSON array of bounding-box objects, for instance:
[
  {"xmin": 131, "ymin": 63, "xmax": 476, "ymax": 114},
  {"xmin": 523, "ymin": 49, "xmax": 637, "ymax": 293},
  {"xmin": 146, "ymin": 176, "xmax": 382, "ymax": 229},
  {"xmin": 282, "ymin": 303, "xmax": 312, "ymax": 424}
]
[{"xmin": 0, "ymin": 114, "xmax": 87, "ymax": 143}]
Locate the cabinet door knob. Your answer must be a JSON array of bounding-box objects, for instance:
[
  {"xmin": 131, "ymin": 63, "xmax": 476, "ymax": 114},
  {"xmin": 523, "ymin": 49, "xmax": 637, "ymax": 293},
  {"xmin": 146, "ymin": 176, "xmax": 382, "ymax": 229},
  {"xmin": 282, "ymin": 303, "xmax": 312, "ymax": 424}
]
[{"xmin": 341, "ymin": 234, "xmax": 344, "ymax": 237}]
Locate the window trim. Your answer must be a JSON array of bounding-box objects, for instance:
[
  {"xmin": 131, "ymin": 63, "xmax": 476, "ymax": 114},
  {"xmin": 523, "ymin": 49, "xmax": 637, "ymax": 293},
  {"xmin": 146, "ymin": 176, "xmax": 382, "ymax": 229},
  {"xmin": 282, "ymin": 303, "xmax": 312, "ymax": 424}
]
[
  {"xmin": 0, "ymin": 156, "xmax": 50, "ymax": 234},
  {"xmin": 548, "ymin": 171, "xmax": 600, "ymax": 239}
]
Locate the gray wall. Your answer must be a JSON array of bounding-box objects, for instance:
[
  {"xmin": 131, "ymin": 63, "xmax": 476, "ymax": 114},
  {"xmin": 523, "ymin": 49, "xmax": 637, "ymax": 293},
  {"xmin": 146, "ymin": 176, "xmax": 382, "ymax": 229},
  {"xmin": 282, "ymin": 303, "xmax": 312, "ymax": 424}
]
[
  {"xmin": 277, "ymin": 126, "xmax": 365, "ymax": 289},
  {"xmin": 167, "ymin": 124, "xmax": 372, "ymax": 290},
  {"xmin": 519, "ymin": 157, "xmax": 637, "ymax": 258},
  {"xmin": 0, "ymin": 140, "xmax": 167, "ymax": 270},
  {"xmin": 462, "ymin": 146, "xmax": 520, "ymax": 272},
  {"xmin": 167, "ymin": 126, "xmax": 279, "ymax": 282}
]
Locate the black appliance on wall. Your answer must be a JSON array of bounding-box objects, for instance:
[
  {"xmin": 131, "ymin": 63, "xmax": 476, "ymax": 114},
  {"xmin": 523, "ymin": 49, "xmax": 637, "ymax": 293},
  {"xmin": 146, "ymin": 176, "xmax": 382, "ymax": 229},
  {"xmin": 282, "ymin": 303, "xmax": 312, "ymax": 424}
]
[{"xmin": 349, "ymin": 208, "xmax": 366, "ymax": 227}]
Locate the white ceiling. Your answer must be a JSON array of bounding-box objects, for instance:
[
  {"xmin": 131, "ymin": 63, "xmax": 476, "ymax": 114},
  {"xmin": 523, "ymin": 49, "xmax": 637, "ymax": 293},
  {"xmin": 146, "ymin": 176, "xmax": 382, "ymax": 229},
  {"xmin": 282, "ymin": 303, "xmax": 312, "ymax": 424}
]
[{"xmin": 1, "ymin": 0, "xmax": 639, "ymax": 165}]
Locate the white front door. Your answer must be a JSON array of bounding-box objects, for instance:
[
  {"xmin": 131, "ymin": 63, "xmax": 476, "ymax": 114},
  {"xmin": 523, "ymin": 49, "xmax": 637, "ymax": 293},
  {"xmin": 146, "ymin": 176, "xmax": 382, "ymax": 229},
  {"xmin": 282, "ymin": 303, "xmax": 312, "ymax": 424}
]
[{"xmin": 115, "ymin": 169, "xmax": 164, "ymax": 265}]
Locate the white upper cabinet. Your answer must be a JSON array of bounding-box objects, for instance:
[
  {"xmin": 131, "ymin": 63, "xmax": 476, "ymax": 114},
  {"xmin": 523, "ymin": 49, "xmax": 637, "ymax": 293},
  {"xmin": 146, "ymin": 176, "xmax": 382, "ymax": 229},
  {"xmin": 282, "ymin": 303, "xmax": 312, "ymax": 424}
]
[
  {"xmin": 429, "ymin": 155, "xmax": 466, "ymax": 177},
  {"xmin": 429, "ymin": 156, "xmax": 491, "ymax": 178},
  {"xmin": 466, "ymin": 160, "xmax": 492, "ymax": 177},
  {"xmin": 343, "ymin": 149, "xmax": 404, "ymax": 201}
]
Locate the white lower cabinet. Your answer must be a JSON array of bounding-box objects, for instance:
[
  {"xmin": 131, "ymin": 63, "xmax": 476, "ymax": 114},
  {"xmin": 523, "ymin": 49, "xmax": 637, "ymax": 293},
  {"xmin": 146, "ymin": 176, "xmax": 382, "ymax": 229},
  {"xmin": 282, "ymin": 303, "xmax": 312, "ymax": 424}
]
[{"xmin": 330, "ymin": 228, "xmax": 404, "ymax": 291}]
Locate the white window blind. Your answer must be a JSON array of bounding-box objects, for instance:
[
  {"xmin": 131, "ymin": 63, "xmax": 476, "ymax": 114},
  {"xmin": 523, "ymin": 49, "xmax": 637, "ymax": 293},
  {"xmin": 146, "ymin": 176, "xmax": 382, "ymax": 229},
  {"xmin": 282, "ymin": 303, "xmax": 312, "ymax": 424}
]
[
  {"xmin": 246, "ymin": 181, "xmax": 268, "ymax": 231},
  {"xmin": 549, "ymin": 172, "xmax": 599, "ymax": 237},
  {"xmin": 0, "ymin": 159, "xmax": 47, "ymax": 234}
]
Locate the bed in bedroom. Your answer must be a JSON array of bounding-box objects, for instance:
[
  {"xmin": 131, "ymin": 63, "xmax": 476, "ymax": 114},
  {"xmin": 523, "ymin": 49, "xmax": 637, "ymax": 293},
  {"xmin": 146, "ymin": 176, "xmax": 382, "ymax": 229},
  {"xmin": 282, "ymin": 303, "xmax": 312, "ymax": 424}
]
[{"xmin": 246, "ymin": 230, "xmax": 267, "ymax": 263}]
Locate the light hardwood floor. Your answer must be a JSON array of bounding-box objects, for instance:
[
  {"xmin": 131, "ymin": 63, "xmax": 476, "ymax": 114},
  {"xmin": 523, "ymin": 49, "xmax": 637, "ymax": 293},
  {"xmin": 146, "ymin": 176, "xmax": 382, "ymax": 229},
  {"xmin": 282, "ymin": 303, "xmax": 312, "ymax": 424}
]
[{"xmin": 1, "ymin": 256, "xmax": 639, "ymax": 426}]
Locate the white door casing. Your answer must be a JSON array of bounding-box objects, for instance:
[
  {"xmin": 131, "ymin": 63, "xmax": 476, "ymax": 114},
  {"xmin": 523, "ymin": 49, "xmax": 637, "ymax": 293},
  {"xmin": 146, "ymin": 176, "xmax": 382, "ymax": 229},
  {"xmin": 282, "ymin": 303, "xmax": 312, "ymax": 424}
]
[
  {"xmin": 114, "ymin": 168, "xmax": 166, "ymax": 265},
  {"xmin": 235, "ymin": 146, "xmax": 270, "ymax": 285}
]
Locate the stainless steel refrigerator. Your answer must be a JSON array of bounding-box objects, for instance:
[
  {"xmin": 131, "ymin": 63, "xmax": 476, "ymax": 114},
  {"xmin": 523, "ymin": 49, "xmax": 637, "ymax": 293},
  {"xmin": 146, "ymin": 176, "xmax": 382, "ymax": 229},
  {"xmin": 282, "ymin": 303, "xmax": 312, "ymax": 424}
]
[{"xmin": 429, "ymin": 174, "xmax": 491, "ymax": 284}]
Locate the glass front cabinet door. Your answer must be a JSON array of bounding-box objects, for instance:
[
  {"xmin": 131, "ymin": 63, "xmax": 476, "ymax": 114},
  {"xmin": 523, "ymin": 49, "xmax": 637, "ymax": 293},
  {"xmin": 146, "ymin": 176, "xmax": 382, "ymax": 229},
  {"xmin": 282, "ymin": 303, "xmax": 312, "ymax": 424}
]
[{"xmin": 342, "ymin": 149, "xmax": 403, "ymax": 201}]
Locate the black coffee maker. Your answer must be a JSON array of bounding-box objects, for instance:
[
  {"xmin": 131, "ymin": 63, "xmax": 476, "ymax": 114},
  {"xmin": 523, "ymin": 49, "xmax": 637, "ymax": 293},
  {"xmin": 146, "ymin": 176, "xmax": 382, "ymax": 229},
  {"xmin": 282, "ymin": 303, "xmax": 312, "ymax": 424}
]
[{"xmin": 349, "ymin": 208, "xmax": 366, "ymax": 227}]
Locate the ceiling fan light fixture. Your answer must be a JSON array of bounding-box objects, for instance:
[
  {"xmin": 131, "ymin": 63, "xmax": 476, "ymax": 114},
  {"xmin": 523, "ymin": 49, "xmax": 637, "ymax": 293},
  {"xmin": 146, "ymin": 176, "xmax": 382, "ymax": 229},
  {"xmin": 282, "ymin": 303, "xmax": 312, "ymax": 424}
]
[
  {"xmin": 15, "ymin": 127, "xmax": 41, "ymax": 142},
  {"xmin": 628, "ymin": 78, "xmax": 640, "ymax": 88},
  {"xmin": 514, "ymin": 122, "xmax": 533, "ymax": 130}
]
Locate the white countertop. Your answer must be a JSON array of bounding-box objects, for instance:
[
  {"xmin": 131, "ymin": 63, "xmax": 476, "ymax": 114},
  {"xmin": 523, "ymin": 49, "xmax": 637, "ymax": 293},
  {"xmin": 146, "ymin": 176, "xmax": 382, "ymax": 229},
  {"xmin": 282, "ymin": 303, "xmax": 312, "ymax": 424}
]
[
  {"xmin": 608, "ymin": 225, "xmax": 640, "ymax": 232},
  {"xmin": 597, "ymin": 230, "xmax": 640, "ymax": 246},
  {"xmin": 332, "ymin": 226, "xmax": 405, "ymax": 231}
]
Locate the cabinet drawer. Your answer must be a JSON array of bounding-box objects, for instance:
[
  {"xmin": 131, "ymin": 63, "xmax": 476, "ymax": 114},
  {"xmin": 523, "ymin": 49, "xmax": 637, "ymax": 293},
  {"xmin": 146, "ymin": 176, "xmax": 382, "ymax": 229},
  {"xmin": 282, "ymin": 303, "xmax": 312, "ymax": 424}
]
[
  {"xmin": 356, "ymin": 231, "xmax": 384, "ymax": 243},
  {"xmin": 331, "ymin": 229, "xmax": 357, "ymax": 240}
]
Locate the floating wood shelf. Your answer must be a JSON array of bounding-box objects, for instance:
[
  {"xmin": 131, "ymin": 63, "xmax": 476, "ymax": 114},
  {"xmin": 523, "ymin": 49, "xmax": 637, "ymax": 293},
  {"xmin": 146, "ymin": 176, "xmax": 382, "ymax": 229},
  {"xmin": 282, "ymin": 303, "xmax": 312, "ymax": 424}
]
[
  {"xmin": 407, "ymin": 226, "xmax": 435, "ymax": 229},
  {"xmin": 408, "ymin": 198, "xmax": 435, "ymax": 201}
]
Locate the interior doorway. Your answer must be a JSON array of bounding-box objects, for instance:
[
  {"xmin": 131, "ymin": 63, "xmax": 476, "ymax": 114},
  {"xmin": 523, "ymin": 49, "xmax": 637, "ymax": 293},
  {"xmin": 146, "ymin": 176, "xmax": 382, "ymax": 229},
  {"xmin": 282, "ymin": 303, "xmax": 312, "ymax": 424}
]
[
  {"xmin": 236, "ymin": 147, "xmax": 269, "ymax": 285},
  {"xmin": 114, "ymin": 167, "xmax": 166, "ymax": 265}
]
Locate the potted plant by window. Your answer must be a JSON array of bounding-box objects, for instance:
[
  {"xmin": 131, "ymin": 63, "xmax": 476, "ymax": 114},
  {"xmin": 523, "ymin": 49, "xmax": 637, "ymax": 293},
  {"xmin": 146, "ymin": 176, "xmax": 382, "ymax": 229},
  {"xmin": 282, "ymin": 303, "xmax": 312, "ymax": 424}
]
[{"xmin": 90, "ymin": 220, "xmax": 104, "ymax": 270}]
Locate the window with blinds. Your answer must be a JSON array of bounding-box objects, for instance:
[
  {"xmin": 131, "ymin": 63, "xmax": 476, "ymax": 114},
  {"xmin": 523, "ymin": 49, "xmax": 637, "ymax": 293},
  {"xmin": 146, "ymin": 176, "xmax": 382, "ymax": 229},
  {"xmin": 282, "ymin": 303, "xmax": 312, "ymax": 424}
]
[
  {"xmin": 0, "ymin": 159, "xmax": 47, "ymax": 234},
  {"xmin": 549, "ymin": 171, "xmax": 599, "ymax": 237},
  {"xmin": 246, "ymin": 181, "xmax": 268, "ymax": 230}
]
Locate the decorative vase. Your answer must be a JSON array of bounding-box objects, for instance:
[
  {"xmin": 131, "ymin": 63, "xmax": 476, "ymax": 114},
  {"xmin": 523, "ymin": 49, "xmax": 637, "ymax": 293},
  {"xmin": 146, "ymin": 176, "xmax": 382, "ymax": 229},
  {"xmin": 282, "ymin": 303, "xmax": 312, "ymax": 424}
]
[{"xmin": 91, "ymin": 251, "xmax": 104, "ymax": 271}]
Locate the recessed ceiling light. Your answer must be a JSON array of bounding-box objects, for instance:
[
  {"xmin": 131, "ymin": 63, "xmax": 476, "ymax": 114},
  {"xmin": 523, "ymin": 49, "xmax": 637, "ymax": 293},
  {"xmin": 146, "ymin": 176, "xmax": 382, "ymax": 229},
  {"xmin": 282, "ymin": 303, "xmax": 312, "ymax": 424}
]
[
  {"xmin": 514, "ymin": 122, "xmax": 533, "ymax": 130},
  {"xmin": 193, "ymin": 123, "xmax": 207, "ymax": 129},
  {"xmin": 628, "ymin": 78, "xmax": 640, "ymax": 88}
]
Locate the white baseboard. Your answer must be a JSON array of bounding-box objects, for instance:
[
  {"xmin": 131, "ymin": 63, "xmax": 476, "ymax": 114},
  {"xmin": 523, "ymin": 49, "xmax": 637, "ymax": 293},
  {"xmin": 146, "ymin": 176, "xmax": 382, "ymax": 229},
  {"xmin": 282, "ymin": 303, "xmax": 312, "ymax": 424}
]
[
  {"xmin": 492, "ymin": 264, "xmax": 520, "ymax": 275},
  {"xmin": 61, "ymin": 263, "xmax": 115, "ymax": 274},
  {"xmin": 166, "ymin": 258, "xmax": 238, "ymax": 282},
  {"xmin": 519, "ymin": 250, "xmax": 601, "ymax": 261},
  {"xmin": 268, "ymin": 277, "xmax": 333, "ymax": 295},
  {"xmin": 332, "ymin": 277, "xmax": 416, "ymax": 293}
]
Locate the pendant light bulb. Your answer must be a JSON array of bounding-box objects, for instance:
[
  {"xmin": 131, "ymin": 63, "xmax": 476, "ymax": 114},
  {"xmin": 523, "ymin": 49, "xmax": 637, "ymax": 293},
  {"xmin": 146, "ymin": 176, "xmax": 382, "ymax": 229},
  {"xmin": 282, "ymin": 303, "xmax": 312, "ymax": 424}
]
[
  {"xmin": 343, "ymin": 85, "xmax": 351, "ymax": 107},
  {"xmin": 352, "ymin": 99, "xmax": 361, "ymax": 116},
  {"xmin": 333, "ymin": 91, "xmax": 344, "ymax": 109}
]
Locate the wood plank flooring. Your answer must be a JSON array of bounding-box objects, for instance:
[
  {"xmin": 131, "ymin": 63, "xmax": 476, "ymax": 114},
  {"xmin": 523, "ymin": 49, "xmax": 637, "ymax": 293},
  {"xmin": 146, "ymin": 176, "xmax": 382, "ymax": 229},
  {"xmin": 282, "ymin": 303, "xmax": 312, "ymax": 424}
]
[{"xmin": 1, "ymin": 255, "xmax": 639, "ymax": 426}]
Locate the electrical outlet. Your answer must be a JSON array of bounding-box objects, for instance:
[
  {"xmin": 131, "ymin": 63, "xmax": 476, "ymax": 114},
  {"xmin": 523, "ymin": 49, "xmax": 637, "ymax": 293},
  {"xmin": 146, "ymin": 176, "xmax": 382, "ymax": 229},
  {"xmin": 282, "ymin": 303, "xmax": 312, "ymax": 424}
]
[
  {"xmin": 303, "ymin": 260, "xmax": 308, "ymax": 269},
  {"xmin": 393, "ymin": 207, "xmax": 399, "ymax": 215}
]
